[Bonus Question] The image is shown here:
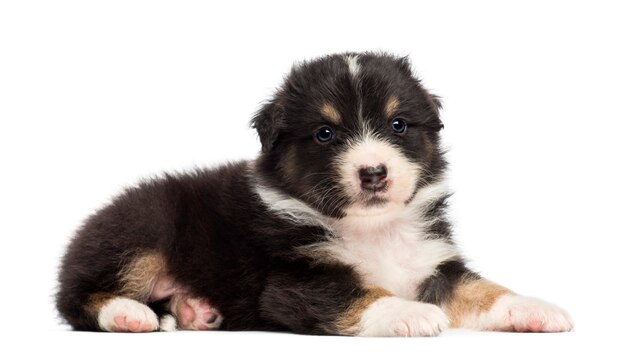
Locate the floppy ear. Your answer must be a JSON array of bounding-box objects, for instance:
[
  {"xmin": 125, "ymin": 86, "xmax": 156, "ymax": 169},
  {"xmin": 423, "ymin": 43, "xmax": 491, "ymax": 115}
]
[
  {"xmin": 250, "ymin": 99, "xmax": 285, "ymax": 153},
  {"xmin": 396, "ymin": 56, "xmax": 444, "ymax": 131},
  {"xmin": 423, "ymin": 92, "xmax": 445, "ymax": 131}
]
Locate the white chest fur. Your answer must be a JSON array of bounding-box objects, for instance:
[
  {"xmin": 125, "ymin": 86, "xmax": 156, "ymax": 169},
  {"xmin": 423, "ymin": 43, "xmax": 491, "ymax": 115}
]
[
  {"xmin": 253, "ymin": 179, "xmax": 458, "ymax": 300},
  {"xmin": 323, "ymin": 213, "xmax": 458, "ymax": 300}
]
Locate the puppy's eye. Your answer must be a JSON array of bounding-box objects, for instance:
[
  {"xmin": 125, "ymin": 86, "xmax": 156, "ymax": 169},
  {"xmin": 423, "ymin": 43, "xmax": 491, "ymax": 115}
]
[
  {"xmin": 391, "ymin": 118, "xmax": 407, "ymax": 134},
  {"xmin": 315, "ymin": 127, "xmax": 335, "ymax": 143}
]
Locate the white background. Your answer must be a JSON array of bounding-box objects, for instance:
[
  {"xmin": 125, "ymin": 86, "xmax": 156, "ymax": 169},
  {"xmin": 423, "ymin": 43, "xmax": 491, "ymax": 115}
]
[{"xmin": 1, "ymin": 1, "xmax": 624, "ymax": 354}]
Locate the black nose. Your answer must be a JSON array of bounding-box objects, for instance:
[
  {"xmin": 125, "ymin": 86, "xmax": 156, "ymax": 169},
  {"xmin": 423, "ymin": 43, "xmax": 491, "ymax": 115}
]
[{"xmin": 359, "ymin": 165, "xmax": 388, "ymax": 191}]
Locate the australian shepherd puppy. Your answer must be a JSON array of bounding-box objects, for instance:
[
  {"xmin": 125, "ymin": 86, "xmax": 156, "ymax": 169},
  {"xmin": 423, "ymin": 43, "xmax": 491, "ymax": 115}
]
[{"xmin": 57, "ymin": 52, "xmax": 573, "ymax": 336}]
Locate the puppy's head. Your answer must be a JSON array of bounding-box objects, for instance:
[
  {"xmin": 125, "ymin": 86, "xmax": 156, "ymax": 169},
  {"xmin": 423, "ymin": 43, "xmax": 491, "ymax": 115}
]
[{"xmin": 253, "ymin": 53, "xmax": 445, "ymax": 219}]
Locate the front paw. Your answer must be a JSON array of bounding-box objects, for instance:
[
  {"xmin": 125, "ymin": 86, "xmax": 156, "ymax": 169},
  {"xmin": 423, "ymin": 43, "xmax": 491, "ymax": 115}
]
[
  {"xmin": 358, "ymin": 296, "xmax": 448, "ymax": 337},
  {"xmin": 481, "ymin": 295, "xmax": 573, "ymax": 332}
]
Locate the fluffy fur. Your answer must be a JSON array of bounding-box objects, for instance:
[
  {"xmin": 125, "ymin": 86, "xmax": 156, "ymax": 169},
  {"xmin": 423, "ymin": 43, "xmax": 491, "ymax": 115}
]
[{"xmin": 56, "ymin": 52, "xmax": 572, "ymax": 335}]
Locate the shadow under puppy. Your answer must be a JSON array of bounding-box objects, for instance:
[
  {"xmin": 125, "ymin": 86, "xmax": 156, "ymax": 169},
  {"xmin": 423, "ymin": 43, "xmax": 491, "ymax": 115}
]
[{"xmin": 57, "ymin": 52, "xmax": 573, "ymax": 335}]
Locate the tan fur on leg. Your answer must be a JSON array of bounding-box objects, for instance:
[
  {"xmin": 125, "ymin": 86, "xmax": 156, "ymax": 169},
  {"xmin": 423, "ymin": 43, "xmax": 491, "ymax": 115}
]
[
  {"xmin": 335, "ymin": 287, "xmax": 393, "ymax": 335},
  {"xmin": 118, "ymin": 251, "xmax": 166, "ymax": 301},
  {"xmin": 445, "ymin": 278, "xmax": 511, "ymax": 328}
]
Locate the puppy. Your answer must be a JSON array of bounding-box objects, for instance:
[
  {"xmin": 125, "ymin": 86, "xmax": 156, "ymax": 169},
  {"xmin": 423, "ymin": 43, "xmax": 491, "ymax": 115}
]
[{"xmin": 57, "ymin": 52, "xmax": 573, "ymax": 335}]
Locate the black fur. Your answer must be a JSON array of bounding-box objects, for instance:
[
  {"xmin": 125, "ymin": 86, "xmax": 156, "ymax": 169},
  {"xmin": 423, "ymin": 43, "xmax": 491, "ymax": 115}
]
[
  {"xmin": 417, "ymin": 260, "xmax": 478, "ymax": 306},
  {"xmin": 57, "ymin": 163, "xmax": 345, "ymax": 331},
  {"xmin": 422, "ymin": 194, "xmax": 455, "ymax": 242},
  {"xmin": 57, "ymin": 52, "xmax": 466, "ymax": 334}
]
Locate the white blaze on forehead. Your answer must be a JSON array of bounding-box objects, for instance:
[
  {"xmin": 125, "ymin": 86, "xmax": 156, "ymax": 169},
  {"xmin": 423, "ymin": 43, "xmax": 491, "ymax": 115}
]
[{"xmin": 345, "ymin": 54, "xmax": 360, "ymax": 77}]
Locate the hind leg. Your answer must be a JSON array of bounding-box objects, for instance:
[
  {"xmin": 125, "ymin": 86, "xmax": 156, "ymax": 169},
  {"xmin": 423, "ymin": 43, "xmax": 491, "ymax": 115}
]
[
  {"xmin": 61, "ymin": 251, "xmax": 222, "ymax": 332},
  {"xmin": 149, "ymin": 274, "xmax": 223, "ymax": 331},
  {"xmin": 71, "ymin": 253, "xmax": 173, "ymax": 332}
]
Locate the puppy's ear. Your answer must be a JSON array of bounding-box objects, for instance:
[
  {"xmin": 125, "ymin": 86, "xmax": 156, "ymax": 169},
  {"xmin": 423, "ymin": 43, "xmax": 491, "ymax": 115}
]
[
  {"xmin": 427, "ymin": 94, "xmax": 443, "ymax": 115},
  {"xmin": 396, "ymin": 56, "xmax": 444, "ymax": 131},
  {"xmin": 423, "ymin": 91, "xmax": 445, "ymax": 131},
  {"xmin": 250, "ymin": 99, "xmax": 285, "ymax": 153}
]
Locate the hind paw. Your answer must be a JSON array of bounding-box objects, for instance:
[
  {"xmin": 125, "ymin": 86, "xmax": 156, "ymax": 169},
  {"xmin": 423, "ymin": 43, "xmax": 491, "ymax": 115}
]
[
  {"xmin": 169, "ymin": 294, "xmax": 223, "ymax": 330},
  {"xmin": 98, "ymin": 297, "xmax": 159, "ymax": 332}
]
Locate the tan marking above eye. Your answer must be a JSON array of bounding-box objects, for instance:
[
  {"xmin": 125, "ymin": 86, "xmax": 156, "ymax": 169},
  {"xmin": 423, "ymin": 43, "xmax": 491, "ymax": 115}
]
[
  {"xmin": 321, "ymin": 103, "xmax": 341, "ymax": 124},
  {"xmin": 385, "ymin": 96, "xmax": 400, "ymax": 120}
]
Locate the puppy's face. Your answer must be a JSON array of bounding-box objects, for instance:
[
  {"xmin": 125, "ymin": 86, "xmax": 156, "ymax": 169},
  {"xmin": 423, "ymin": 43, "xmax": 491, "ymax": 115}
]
[{"xmin": 253, "ymin": 53, "xmax": 445, "ymax": 219}]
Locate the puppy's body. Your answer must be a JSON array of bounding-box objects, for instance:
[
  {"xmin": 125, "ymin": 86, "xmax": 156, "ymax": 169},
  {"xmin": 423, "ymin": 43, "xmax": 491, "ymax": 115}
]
[
  {"xmin": 58, "ymin": 162, "xmax": 328, "ymax": 332},
  {"xmin": 57, "ymin": 53, "xmax": 572, "ymax": 335}
]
